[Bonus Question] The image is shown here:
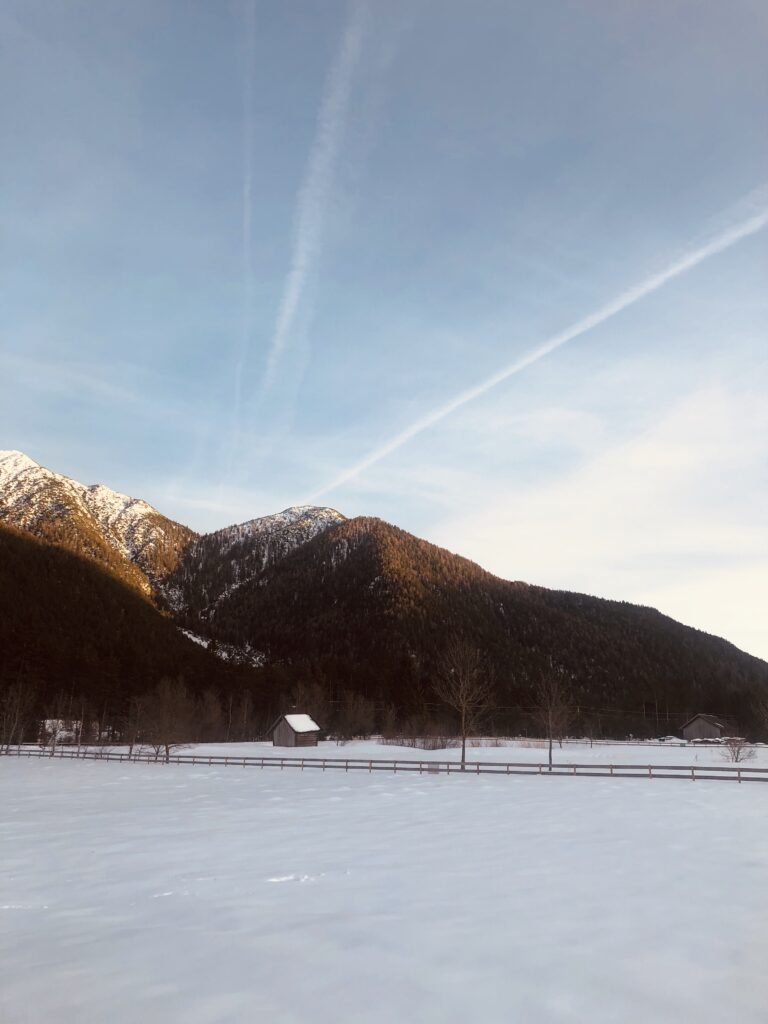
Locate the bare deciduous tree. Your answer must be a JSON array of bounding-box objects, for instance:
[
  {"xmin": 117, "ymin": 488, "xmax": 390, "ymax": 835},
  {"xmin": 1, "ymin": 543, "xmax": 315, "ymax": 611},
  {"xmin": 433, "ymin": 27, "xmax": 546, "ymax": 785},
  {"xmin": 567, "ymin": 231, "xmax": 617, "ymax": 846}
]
[
  {"xmin": 753, "ymin": 694, "xmax": 768, "ymax": 743},
  {"xmin": 142, "ymin": 677, "xmax": 195, "ymax": 762},
  {"xmin": 290, "ymin": 681, "xmax": 330, "ymax": 733},
  {"xmin": 532, "ymin": 663, "xmax": 572, "ymax": 771},
  {"xmin": 125, "ymin": 696, "xmax": 145, "ymax": 758},
  {"xmin": 233, "ymin": 690, "xmax": 254, "ymax": 742},
  {"xmin": 380, "ymin": 704, "xmax": 398, "ymax": 740},
  {"xmin": 721, "ymin": 736, "xmax": 756, "ymax": 763},
  {"xmin": 1, "ymin": 680, "xmax": 36, "ymax": 752},
  {"xmin": 434, "ymin": 639, "xmax": 494, "ymax": 769},
  {"xmin": 333, "ymin": 691, "xmax": 375, "ymax": 743},
  {"xmin": 196, "ymin": 689, "xmax": 225, "ymax": 743}
]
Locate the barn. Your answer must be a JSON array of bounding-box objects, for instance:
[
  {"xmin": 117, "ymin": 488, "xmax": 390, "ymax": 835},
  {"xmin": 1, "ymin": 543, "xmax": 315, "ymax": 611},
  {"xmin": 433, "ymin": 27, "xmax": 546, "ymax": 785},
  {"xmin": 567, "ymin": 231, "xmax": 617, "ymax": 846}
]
[
  {"xmin": 681, "ymin": 713, "xmax": 726, "ymax": 741},
  {"xmin": 269, "ymin": 713, "xmax": 321, "ymax": 748}
]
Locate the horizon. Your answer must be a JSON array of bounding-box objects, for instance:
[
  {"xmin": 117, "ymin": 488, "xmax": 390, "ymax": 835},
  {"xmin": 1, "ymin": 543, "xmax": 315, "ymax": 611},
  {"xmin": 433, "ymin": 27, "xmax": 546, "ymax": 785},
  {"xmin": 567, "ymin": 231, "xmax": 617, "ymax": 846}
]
[{"xmin": 1, "ymin": 1, "xmax": 766, "ymax": 660}]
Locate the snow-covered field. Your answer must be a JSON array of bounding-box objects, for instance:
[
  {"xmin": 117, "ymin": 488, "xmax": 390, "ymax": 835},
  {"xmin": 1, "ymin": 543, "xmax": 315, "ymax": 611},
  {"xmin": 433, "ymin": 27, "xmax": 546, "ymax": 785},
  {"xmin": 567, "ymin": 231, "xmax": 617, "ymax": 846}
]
[
  {"xmin": 2, "ymin": 756, "xmax": 767, "ymax": 1024},
  {"xmin": 177, "ymin": 737, "xmax": 768, "ymax": 768}
]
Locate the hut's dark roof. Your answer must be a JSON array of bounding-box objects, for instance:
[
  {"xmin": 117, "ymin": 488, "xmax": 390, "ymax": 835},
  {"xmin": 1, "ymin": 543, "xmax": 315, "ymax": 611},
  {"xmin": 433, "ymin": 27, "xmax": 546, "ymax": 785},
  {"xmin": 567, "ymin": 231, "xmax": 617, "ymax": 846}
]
[{"xmin": 680, "ymin": 713, "xmax": 726, "ymax": 731}]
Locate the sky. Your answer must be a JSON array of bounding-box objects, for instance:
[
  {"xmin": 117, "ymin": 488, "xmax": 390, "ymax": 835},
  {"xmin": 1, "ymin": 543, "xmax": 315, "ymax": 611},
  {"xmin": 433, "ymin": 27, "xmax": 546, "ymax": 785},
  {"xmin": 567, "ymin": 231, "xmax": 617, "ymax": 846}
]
[{"xmin": 1, "ymin": 1, "xmax": 767, "ymax": 658}]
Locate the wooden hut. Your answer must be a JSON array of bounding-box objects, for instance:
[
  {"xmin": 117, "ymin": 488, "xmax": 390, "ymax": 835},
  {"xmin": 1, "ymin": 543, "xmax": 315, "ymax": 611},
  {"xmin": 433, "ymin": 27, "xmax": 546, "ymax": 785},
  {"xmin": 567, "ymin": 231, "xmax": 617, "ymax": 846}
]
[
  {"xmin": 269, "ymin": 713, "xmax": 321, "ymax": 748},
  {"xmin": 680, "ymin": 713, "xmax": 726, "ymax": 741}
]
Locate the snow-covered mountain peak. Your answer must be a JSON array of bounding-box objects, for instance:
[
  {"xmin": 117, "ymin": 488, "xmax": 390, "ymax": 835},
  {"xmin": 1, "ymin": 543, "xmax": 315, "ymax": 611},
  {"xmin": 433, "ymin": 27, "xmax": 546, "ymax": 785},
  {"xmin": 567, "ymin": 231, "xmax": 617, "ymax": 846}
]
[
  {"xmin": 2, "ymin": 450, "xmax": 158, "ymax": 530},
  {"xmin": 0, "ymin": 450, "xmax": 196, "ymax": 590},
  {"xmin": 0, "ymin": 449, "xmax": 39, "ymax": 476},
  {"xmin": 164, "ymin": 504, "xmax": 346, "ymax": 615},
  {"xmin": 209, "ymin": 505, "xmax": 346, "ymax": 551},
  {"xmin": 242, "ymin": 504, "xmax": 344, "ymax": 532},
  {"xmin": 1, "ymin": 451, "xmax": 344, "ymax": 613}
]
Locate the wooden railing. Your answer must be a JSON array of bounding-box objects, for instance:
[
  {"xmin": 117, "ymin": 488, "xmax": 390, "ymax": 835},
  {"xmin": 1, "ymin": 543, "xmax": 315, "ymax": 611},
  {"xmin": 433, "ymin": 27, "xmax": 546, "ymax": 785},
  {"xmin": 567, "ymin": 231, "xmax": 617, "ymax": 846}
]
[{"xmin": 3, "ymin": 746, "xmax": 767, "ymax": 783}]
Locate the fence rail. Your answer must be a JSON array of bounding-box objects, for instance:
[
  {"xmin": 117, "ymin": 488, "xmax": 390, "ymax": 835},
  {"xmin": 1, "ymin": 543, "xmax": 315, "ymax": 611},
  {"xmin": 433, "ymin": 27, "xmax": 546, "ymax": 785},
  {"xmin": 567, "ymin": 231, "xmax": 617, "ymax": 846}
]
[{"xmin": 3, "ymin": 746, "xmax": 767, "ymax": 783}]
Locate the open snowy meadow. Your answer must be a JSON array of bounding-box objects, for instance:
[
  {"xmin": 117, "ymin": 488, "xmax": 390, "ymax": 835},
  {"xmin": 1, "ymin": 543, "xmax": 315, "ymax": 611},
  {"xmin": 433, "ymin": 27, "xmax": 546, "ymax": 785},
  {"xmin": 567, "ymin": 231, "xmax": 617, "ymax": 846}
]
[{"xmin": 2, "ymin": 749, "xmax": 767, "ymax": 1024}]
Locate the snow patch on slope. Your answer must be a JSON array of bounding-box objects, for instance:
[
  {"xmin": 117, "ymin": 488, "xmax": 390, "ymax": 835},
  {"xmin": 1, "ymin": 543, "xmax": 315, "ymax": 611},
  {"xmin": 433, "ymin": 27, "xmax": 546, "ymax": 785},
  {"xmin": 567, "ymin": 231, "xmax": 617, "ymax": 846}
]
[{"xmin": 178, "ymin": 628, "xmax": 265, "ymax": 667}]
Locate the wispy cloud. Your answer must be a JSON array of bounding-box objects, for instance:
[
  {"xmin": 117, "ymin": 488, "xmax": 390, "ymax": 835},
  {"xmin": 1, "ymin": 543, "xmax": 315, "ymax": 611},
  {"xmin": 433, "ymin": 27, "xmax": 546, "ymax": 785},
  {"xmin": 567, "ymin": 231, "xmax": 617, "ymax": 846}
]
[
  {"xmin": 0, "ymin": 352, "xmax": 183, "ymax": 420},
  {"xmin": 261, "ymin": 0, "xmax": 368, "ymax": 391},
  {"xmin": 308, "ymin": 193, "xmax": 768, "ymax": 501},
  {"xmin": 429, "ymin": 382, "xmax": 768, "ymax": 658}
]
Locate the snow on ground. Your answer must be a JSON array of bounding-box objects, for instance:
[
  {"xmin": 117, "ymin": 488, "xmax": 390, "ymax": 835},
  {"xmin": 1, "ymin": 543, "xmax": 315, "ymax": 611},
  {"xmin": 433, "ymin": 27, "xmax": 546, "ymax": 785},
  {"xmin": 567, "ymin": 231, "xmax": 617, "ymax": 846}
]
[
  {"xmin": 2, "ymin": 757, "xmax": 767, "ymax": 1024},
  {"xmin": 175, "ymin": 737, "xmax": 768, "ymax": 768}
]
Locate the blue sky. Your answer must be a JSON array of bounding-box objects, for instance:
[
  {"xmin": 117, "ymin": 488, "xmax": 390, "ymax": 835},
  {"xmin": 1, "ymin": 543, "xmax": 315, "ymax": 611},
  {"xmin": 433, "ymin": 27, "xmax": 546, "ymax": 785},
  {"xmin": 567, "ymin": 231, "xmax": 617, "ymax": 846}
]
[{"xmin": 1, "ymin": 1, "xmax": 767, "ymax": 657}]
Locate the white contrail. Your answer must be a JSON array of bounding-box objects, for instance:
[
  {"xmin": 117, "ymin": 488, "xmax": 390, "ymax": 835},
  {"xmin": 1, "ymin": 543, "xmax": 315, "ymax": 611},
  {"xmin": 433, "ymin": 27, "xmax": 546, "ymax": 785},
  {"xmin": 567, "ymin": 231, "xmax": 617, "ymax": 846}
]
[
  {"xmin": 308, "ymin": 201, "xmax": 768, "ymax": 501},
  {"xmin": 262, "ymin": 0, "xmax": 368, "ymax": 391}
]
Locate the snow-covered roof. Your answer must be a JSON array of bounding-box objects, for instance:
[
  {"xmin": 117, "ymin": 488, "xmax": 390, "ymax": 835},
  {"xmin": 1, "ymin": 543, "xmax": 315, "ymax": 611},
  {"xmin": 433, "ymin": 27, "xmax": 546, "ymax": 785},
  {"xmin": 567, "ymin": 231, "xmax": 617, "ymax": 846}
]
[{"xmin": 283, "ymin": 713, "xmax": 320, "ymax": 734}]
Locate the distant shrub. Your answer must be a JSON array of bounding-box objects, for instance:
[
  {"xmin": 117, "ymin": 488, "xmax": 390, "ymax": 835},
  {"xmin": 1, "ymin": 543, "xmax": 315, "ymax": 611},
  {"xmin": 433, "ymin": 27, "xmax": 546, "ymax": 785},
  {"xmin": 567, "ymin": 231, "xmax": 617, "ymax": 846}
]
[{"xmin": 720, "ymin": 737, "xmax": 756, "ymax": 763}]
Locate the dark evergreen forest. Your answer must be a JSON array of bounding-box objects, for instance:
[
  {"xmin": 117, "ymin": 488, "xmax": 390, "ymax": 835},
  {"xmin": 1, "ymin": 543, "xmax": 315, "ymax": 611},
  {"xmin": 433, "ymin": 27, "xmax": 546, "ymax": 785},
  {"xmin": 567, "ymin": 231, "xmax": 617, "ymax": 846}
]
[{"xmin": 0, "ymin": 525, "xmax": 265, "ymax": 740}]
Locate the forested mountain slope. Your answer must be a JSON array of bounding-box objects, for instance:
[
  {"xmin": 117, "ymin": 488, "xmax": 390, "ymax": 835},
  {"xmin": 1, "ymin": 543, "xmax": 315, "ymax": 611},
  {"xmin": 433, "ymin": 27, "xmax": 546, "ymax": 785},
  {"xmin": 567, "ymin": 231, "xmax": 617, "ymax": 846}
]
[
  {"xmin": 0, "ymin": 525, "xmax": 258, "ymax": 723},
  {"xmin": 162, "ymin": 505, "xmax": 345, "ymax": 613},
  {"xmin": 193, "ymin": 517, "xmax": 768, "ymax": 735}
]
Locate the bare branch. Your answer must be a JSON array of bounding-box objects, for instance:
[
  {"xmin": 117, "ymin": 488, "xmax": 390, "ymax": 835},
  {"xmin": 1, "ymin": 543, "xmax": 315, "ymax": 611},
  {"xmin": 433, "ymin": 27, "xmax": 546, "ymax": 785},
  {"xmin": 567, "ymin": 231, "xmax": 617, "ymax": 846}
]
[
  {"xmin": 530, "ymin": 661, "xmax": 572, "ymax": 770},
  {"xmin": 434, "ymin": 639, "xmax": 494, "ymax": 768}
]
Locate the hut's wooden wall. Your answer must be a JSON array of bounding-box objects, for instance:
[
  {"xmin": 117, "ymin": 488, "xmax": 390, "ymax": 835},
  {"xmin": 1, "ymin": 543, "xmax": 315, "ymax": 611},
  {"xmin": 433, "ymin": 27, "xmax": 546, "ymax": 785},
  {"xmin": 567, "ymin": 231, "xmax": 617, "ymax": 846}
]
[
  {"xmin": 295, "ymin": 731, "xmax": 318, "ymax": 747},
  {"xmin": 682, "ymin": 717, "xmax": 722, "ymax": 741},
  {"xmin": 272, "ymin": 718, "xmax": 296, "ymax": 747}
]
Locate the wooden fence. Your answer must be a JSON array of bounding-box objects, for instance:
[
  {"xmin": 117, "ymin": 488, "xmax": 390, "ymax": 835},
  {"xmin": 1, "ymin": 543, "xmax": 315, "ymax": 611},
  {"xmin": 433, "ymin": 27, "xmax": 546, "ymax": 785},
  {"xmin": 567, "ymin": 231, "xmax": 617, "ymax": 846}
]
[{"xmin": 3, "ymin": 746, "xmax": 768, "ymax": 783}]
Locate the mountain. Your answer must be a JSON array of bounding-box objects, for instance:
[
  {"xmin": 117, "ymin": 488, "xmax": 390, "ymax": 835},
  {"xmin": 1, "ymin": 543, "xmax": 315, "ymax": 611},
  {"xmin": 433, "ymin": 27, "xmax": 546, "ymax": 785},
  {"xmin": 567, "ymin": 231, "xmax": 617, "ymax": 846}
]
[
  {"xmin": 0, "ymin": 523, "xmax": 258, "ymax": 722},
  {"xmin": 0, "ymin": 450, "xmax": 196, "ymax": 595},
  {"xmin": 191, "ymin": 516, "xmax": 768, "ymax": 736},
  {"xmin": 163, "ymin": 505, "xmax": 346, "ymax": 616},
  {"xmin": 2, "ymin": 450, "xmax": 767, "ymax": 737}
]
